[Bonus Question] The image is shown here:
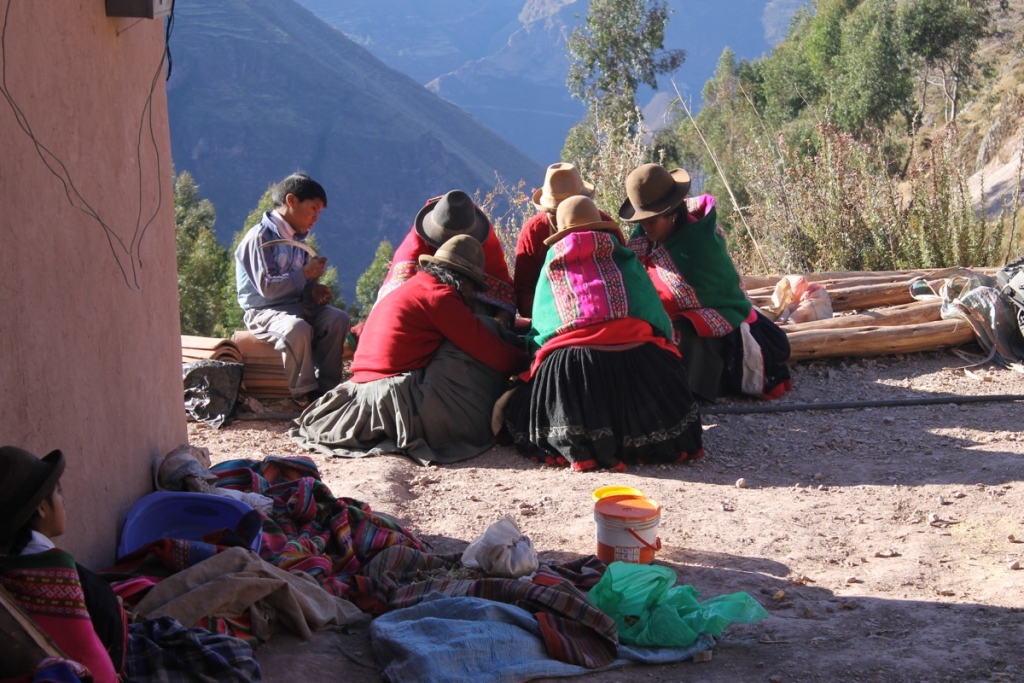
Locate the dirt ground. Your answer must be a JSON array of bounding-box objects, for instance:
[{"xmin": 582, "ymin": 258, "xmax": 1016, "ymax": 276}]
[{"xmin": 188, "ymin": 350, "xmax": 1024, "ymax": 683}]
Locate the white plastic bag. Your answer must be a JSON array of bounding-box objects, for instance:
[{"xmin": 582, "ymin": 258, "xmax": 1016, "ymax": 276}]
[
  {"xmin": 769, "ymin": 275, "xmax": 832, "ymax": 324},
  {"xmin": 461, "ymin": 515, "xmax": 538, "ymax": 578}
]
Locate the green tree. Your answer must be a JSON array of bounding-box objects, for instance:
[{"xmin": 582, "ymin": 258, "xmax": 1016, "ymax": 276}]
[
  {"xmin": 566, "ymin": 0, "xmax": 685, "ymax": 139},
  {"xmin": 175, "ymin": 171, "xmax": 231, "ymax": 336},
  {"xmin": 354, "ymin": 240, "xmax": 394, "ymax": 319},
  {"xmin": 759, "ymin": 6, "xmax": 826, "ymax": 126},
  {"xmin": 561, "ymin": 113, "xmax": 601, "ymax": 168},
  {"xmin": 899, "ymin": 0, "xmax": 992, "ymax": 122},
  {"xmin": 693, "ymin": 49, "xmax": 760, "ymax": 208},
  {"xmin": 832, "ymin": 0, "xmax": 914, "ymax": 135}
]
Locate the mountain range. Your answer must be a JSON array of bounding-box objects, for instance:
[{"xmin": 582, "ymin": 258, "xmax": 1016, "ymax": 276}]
[
  {"xmin": 167, "ymin": 0, "xmax": 544, "ymax": 295},
  {"xmin": 294, "ymin": 0, "xmax": 807, "ymax": 163}
]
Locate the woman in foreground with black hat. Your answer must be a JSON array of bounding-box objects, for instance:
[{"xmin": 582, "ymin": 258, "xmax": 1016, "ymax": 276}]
[
  {"xmin": 0, "ymin": 446, "xmax": 261, "ymax": 682},
  {"xmin": 620, "ymin": 163, "xmax": 792, "ymax": 401},
  {"xmin": 375, "ymin": 190, "xmax": 517, "ymax": 326}
]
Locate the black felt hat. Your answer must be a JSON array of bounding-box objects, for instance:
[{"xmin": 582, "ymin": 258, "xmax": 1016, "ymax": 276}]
[{"xmin": 0, "ymin": 446, "xmax": 65, "ymax": 541}]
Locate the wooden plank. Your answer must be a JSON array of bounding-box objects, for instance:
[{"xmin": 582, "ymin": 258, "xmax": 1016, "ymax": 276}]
[
  {"xmin": 181, "ymin": 335, "xmax": 236, "ymax": 351},
  {"xmin": 826, "ymin": 281, "xmax": 923, "ymax": 312},
  {"xmin": 787, "ymin": 319, "xmax": 974, "ymax": 361},
  {"xmin": 239, "ymin": 379, "xmax": 290, "ymax": 388},
  {"xmin": 745, "ymin": 267, "xmax": 999, "ymax": 297},
  {"xmin": 782, "ymin": 300, "xmax": 942, "ymax": 332}
]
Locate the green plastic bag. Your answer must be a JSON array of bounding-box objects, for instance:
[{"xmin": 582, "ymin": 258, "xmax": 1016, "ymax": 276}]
[{"xmin": 588, "ymin": 562, "xmax": 769, "ymax": 647}]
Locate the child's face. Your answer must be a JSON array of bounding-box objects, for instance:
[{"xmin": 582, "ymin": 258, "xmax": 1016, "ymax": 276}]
[
  {"xmin": 281, "ymin": 194, "xmax": 325, "ymax": 235},
  {"xmin": 34, "ymin": 483, "xmax": 66, "ymax": 540}
]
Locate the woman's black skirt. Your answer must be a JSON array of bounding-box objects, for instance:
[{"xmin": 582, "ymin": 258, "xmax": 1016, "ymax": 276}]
[
  {"xmin": 504, "ymin": 342, "xmax": 703, "ymax": 471},
  {"xmin": 675, "ymin": 310, "xmax": 792, "ymax": 401}
]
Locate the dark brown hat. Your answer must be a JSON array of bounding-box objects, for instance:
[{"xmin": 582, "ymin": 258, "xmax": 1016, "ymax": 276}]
[
  {"xmin": 618, "ymin": 163, "xmax": 691, "ymax": 222},
  {"xmin": 544, "ymin": 196, "xmax": 622, "ymax": 247},
  {"xmin": 415, "ymin": 190, "xmax": 490, "ymax": 248},
  {"xmin": 0, "ymin": 446, "xmax": 65, "ymax": 540},
  {"xmin": 418, "ymin": 234, "xmax": 489, "ymax": 289}
]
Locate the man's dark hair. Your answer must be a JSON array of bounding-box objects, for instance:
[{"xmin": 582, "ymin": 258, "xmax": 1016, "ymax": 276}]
[{"xmin": 272, "ymin": 173, "xmax": 327, "ymax": 208}]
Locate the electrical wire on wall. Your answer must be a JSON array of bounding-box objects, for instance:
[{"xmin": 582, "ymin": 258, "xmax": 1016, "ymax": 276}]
[{"xmin": 0, "ymin": 0, "xmax": 176, "ymax": 291}]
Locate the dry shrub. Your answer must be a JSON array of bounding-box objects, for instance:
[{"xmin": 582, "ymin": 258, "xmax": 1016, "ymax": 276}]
[
  {"xmin": 735, "ymin": 121, "xmax": 1020, "ymax": 274},
  {"xmin": 476, "ymin": 112, "xmax": 661, "ymax": 275},
  {"xmin": 474, "ymin": 174, "xmax": 535, "ymax": 276},
  {"xmin": 564, "ymin": 111, "xmax": 660, "ymax": 219}
]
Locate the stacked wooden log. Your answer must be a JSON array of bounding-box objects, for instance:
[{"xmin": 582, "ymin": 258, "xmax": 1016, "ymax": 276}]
[
  {"xmin": 181, "ymin": 333, "xmax": 289, "ymax": 400},
  {"xmin": 745, "ymin": 268, "xmax": 997, "ymax": 361},
  {"xmin": 230, "ymin": 331, "xmax": 291, "ymax": 400},
  {"xmin": 181, "ymin": 335, "xmax": 244, "ymax": 364}
]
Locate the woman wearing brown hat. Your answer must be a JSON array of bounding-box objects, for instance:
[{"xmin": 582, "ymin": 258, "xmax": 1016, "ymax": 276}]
[
  {"xmin": 291, "ymin": 235, "xmax": 529, "ymax": 465},
  {"xmin": 620, "ymin": 163, "xmax": 792, "ymax": 401},
  {"xmin": 512, "ymin": 163, "xmax": 619, "ymax": 319},
  {"xmin": 0, "ymin": 446, "xmax": 260, "ymax": 681},
  {"xmin": 375, "ymin": 190, "xmax": 517, "ymax": 326},
  {"xmin": 502, "ymin": 196, "xmax": 703, "ymax": 472}
]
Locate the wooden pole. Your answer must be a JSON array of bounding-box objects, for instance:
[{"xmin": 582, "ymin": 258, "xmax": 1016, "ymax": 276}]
[
  {"xmin": 745, "ymin": 267, "xmax": 999, "ymax": 297},
  {"xmin": 787, "ymin": 319, "xmax": 974, "ymax": 361},
  {"xmin": 752, "ymin": 280, "xmax": 933, "ymax": 313},
  {"xmin": 781, "ymin": 300, "xmax": 942, "ymax": 332},
  {"xmin": 0, "ymin": 585, "xmax": 67, "ymax": 678}
]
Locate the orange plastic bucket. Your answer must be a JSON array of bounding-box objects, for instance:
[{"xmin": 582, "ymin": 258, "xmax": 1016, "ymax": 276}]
[
  {"xmin": 592, "ymin": 485, "xmax": 644, "ymax": 502},
  {"xmin": 594, "ymin": 494, "xmax": 662, "ymax": 564}
]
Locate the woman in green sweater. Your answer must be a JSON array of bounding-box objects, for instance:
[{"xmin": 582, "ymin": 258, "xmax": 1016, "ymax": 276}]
[{"xmin": 620, "ymin": 163, "xmax": 792, "ymax": 401}]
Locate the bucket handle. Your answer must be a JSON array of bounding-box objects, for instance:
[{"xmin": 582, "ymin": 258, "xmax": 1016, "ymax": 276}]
[{"xmin": 627, "ymin": 528, "xmax": 662, "ymax": 552}]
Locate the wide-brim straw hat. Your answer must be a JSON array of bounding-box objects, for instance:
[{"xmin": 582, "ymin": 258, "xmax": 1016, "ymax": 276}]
[
  {"xmin": 532, "ymin": 162, "xmax": 596, "ymax": 212},
  {"xmin": 0, "ymin": 446, "xmax": 65, "ymax": 540},
  {"xmin": 418, "ymin": 234, "xmax": 489, "ymax": 289},
  {"xmin": 415, "ymin": 190, "xmax": 490, "ymax": 248},
  {"xmin": 618, "ymin": 163, "xmax": 691, "ymax": 222},
  {"xmin": 544, "ymin": 195, "xmax": 622, "ymax": 246}
]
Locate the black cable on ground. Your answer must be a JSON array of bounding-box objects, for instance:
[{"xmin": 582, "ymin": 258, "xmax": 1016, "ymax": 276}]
[
  {"xmin": 228, "ymin": 395, "xmax": 1024, "ymax": 422},
  {"xmin": 701, "ymin": 394, "xmax": 1024, "ymax": 416},
  {"xmin": 235, "ymin": 412, "xmax": 301, "ymax": 421}
]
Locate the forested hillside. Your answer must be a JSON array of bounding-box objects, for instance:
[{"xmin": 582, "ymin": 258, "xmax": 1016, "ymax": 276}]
[
  {"xmin": 295, "ymin": 0, "xmax": 795, "ymax": 163},
  {"xmin": 648, "ymin": 0, "xmax": 1024, "ymax": 275},
  {"xmin": 166, "ymin": 0, "xmax": 542, "ymax": 299}
]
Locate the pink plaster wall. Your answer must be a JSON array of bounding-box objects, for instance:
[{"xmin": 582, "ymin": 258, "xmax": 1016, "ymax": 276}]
[{"xmin": 0, "ymin": 1, "xmax": 185, "ymax": 568}]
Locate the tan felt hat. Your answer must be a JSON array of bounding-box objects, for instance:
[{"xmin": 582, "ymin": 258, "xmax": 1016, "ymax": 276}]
[
  {"xmin": 544, "ymin": 195, "xmax": 622, "ymax": 247},
  {"xmin": 532, "ymin": 163, "xmax": 595, "ymax": 212}
]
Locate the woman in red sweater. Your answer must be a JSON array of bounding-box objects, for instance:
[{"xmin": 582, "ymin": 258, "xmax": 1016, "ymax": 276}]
[
  {"xmin": 290, "ymin": 236, "xmax": 529, "ymax": 465},
  {"xmin": 376, "ymin": 190, "xmax": 517, "ymax": 326}
]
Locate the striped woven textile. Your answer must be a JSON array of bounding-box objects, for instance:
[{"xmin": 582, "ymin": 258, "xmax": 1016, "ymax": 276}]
[
  {"xmin": 107, "ymin": 455, "xmax": 619, "ymax": 669},
  {"xmin": 210, "ymin": 456, "xmax": 425, "ymax": 601}
]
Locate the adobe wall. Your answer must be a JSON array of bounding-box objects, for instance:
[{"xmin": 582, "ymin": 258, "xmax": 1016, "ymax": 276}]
[{"xmin": 0, "ymin": 2, "xmax": 185, "ymax": 567}]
